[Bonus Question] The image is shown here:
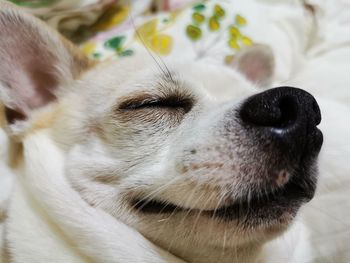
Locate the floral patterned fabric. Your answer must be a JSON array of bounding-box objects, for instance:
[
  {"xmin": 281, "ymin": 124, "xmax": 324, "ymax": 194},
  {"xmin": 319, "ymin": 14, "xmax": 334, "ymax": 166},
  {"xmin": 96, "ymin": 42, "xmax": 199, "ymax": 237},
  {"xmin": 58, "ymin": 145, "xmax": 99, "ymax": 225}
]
[
  {"xmin": 80, "ymin": 0, "xmax": 254, "ymax": 66},
  {"xmin": 77, "ymin": 0, "xmax": 313, "ymax": 86},
  {"xmin": 8, "ymin": 0, "xmax": 313, "ymax": 84}
]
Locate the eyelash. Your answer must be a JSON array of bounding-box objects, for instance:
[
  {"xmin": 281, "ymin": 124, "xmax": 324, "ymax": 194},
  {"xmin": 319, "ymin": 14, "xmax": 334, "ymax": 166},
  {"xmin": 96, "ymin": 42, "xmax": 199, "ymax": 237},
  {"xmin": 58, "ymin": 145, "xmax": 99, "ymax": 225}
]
[{"xmin": 119, "ymin": 96, "xmax": 193, "ymax": 113}]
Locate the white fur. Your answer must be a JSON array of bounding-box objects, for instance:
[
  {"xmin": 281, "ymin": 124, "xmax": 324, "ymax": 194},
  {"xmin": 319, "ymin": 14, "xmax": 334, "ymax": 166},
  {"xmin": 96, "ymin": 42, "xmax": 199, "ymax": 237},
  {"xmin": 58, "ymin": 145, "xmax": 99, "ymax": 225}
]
[{"xmin": 5, "ymin": 130, "xmax": 184, "ymax": 263}]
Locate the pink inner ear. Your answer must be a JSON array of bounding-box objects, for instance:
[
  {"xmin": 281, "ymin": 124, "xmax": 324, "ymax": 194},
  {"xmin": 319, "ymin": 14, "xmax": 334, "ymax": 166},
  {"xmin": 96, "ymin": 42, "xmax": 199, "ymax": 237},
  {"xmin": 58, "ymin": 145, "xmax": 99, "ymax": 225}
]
[
  {"xmin": 0, "ymin": 13, "xmax": 59, "ymax": 118},
  {"xmin": 231, "ymin": 45, "xmax": 274, "ymax": 87},
  {"xmin": 25, "ymin": 67, "xmax": 58, "ymax": 109},
  {"xmin": 2, "ymin": 53, "xmax": 59, "ymax": 119},
  {"xmin": 237, "ymin": 54, "xmax": 271, "ymax": 85},
  {"xmin": 7, "ymin": 64, "xmax": 58, "ymax": 113}
]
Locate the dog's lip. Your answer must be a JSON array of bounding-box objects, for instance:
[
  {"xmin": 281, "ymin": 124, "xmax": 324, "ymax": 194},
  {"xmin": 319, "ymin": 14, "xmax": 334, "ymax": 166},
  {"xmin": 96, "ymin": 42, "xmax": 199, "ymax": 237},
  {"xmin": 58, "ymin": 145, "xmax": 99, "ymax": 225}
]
[
  {"xmin": 131, "ymin": 178, "xmax": 314, "ymax": 220},
  {"xmin": 132, "ymin": 199, "xmax": 183, "ymax": 214},
  {"xmin": 212, "ymin": 179, "xmax": 313, "ymax": 221}
]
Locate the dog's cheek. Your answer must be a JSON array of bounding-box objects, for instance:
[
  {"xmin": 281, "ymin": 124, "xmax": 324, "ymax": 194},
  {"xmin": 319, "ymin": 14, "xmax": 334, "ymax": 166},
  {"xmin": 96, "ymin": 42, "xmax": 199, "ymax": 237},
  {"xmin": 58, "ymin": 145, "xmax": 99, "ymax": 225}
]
[
  {"xmin": 64, "ymin": 141, "xmax": 128, "ymax": 207},
  {"xmin": 98, "ymin": 114, "xmax": 180, "ymax": 158}
]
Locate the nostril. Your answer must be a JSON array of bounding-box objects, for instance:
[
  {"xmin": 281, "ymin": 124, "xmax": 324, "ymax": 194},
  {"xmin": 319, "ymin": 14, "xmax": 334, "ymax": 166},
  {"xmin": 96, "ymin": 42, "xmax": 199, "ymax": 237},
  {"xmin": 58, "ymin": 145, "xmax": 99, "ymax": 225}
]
[
  {"xmin": 239, "ymin": 93, "xmax": 299, "ymax": 129},
  {"xmin": 276, "ymin": 96, "xmax": 298, "ymax": 128}
]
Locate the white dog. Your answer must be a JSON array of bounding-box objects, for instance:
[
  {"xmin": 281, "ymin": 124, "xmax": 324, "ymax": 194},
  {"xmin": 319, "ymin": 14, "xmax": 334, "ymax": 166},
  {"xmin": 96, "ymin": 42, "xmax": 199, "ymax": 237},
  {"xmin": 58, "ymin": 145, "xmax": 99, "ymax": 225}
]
[{"xmin": 0, "ymin": 1, "xmax": 348, "ymax": 263}]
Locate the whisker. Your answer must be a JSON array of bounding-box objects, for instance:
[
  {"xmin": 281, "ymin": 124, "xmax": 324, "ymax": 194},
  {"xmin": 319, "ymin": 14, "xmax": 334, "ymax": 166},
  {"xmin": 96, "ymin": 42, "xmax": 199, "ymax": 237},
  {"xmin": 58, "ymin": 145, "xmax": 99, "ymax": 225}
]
[
  {"xmin": 129, "ymin": 12, "xmax": 173, "ymax": 82},
  {"xmin": 207, "ymin": 188, "xmax": 227, "ymax": 239},
  {"xmin": 128, "ymin": 176, "xmax": 182, "ymax": 211},
  {"xmin": 191, "ymin": 189, "xmax": 217, "ymax": 233},
  {"xmin": 220, "ymin": 227, "xmax": 227, "ymax": 262},
  {"xmin": 129, "ymin": 15, "xmax": 165, "ymax": 73},
  {"xmin": 164, "ymin": 182, "xmax": 204, "ymax": 252}
]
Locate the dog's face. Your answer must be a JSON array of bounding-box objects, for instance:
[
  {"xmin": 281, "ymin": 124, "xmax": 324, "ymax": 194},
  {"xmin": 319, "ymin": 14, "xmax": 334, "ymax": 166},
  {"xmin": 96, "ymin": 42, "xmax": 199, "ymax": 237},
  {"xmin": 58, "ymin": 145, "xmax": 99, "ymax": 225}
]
[{"xmin": 0, "ymin": 3, "xmax": 323, "ymax": 262}]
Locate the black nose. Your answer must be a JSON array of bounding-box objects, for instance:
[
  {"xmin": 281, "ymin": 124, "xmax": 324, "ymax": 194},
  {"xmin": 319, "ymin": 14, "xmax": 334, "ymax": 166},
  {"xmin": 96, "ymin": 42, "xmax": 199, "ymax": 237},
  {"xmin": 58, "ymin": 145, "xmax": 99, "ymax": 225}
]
[{"xmin": 239, "ymin": 86, "xmax": 322, "ymax": 154}]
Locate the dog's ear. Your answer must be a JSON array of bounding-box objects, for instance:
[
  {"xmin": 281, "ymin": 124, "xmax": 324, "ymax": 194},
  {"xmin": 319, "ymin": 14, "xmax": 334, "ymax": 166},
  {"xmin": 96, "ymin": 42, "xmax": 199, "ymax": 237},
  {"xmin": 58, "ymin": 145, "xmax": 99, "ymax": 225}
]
[
  {"xmin": 0, "ymin": 1, "xmax": 93, "ymax": 127},
  {"xmin": 230, "ymin": 44, "xmax": 274, "ymax": 87}
]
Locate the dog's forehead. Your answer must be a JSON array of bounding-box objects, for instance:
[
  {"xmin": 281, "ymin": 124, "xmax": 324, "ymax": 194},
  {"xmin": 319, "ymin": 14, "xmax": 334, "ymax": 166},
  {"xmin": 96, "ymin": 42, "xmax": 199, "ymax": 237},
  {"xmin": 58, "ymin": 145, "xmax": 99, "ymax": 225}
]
[{"xmin": 83, "ymin": 54, "xmax": 255, "ymax": 102}]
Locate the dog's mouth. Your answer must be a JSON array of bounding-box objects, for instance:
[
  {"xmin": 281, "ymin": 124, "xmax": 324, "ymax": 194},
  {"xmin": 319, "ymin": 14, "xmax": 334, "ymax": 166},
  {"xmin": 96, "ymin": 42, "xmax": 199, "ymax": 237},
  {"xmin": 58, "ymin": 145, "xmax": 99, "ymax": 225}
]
[
  {"xmin": 131, "ymin": 173, "xmax": 315, "ymax": 224},
  {"xmin": 131, "ymin": 119, "xmax": 321, "ymax": 227}
]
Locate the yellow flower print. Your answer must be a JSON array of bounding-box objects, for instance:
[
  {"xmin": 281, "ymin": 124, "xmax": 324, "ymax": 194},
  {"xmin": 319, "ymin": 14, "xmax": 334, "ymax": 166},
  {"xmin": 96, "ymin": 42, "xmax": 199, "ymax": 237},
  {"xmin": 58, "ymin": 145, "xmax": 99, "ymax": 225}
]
[
  {"xmin": 241, "ymin": 36, "xmax": 253, "ymax": 46},
  {"xmin": 229, "ymin": 26, "xmax": 241, "ymax": 39},
  {"xmin": 235, "ymin": 14, "xmax": 247, "ymax": 26},
  {"xmin": 135, "ymin": 19, "xmax": 173, "ymax": 55},
  {"xmin": 228, "ymin": 38, "xmax": 240, "ymax": 49},
  {"xmin": 186, "ymin": 25, "xmax": 202, "ymax": 40},
  {"xmin": 192, "ymin": 12, "xmax": 205, "ymax": 24},
  {"xmin": 92, "ymin": 5, "xmax": 130, "ymax": 31},
  {"xmin": 209, "ymin": 16, "xmax": 220, "ymax": 31},
  {"xmin": 81, "ymin": 42, "xmax": 96, "ymax": 56},
  {"xmin": 149, "ymin": 34, "xmax": 173, "ymax": 55},
  {"xmin": 214, "ymin": 4, "xmax": 225, "ymax": 19}
]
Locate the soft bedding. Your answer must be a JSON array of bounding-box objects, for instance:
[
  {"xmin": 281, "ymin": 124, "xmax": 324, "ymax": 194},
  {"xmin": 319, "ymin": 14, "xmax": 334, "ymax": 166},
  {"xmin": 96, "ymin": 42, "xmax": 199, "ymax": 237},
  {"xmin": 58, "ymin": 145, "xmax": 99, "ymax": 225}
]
[{"xmin": 1, "ymin": 0, "xmax": 350, "ymax": 262}]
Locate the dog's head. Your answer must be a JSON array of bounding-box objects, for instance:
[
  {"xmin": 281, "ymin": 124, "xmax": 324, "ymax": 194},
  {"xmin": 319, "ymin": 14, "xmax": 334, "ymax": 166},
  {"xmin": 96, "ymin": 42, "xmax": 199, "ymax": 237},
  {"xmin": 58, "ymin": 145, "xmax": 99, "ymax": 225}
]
[{"xmin": 0, "ymin": 3, "xmax": 323, "ymax": 262}]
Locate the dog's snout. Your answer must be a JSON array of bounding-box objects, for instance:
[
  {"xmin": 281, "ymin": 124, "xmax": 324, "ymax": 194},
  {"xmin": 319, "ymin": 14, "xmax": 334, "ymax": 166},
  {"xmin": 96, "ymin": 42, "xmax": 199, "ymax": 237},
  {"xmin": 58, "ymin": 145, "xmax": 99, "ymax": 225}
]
[{"xmin": 239, "ymin": 86, "xmax": 323, "ymax": 154}]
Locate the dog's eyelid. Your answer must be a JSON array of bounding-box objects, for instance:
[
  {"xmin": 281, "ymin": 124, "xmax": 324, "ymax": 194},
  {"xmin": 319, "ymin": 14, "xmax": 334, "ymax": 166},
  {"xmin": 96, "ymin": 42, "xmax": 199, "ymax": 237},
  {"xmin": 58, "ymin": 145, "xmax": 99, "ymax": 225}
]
[
  {"xmin": 119, "ymin": 97, "xmax": 159, "ymax": 110},
  {"xmin": 118, "ymin": 93, "xmax": 194, "ymax": 113}
]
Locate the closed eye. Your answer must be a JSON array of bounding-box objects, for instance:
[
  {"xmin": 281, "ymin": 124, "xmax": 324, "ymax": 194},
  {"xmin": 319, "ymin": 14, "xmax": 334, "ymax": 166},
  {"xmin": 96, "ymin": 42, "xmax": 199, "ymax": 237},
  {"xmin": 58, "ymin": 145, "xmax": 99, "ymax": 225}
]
[{"xmin": 119, "ymin": 94, "xmax": 194, "ymax": 113}]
